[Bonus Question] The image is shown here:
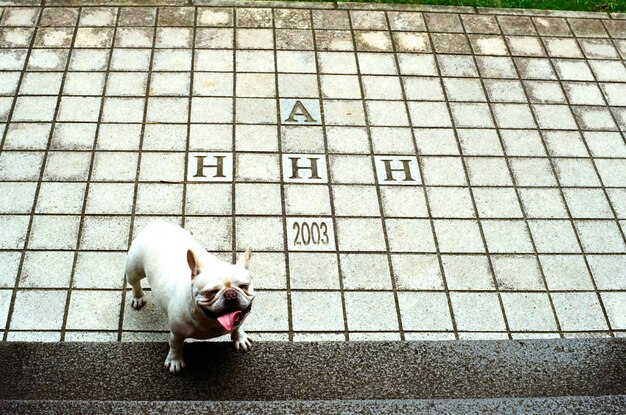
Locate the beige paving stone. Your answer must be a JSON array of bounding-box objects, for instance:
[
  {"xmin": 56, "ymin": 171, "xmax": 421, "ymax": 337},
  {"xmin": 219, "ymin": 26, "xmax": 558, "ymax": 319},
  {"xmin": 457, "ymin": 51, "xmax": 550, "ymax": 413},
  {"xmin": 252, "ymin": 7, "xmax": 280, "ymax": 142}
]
[
  {"xmin": 533, "ymin": 17, "xmax": 570, "ymax": 36},
  {"xmin": 501, "ymin": 293, "xmax": 557, "ymax": 332},
  {"xmin": 345, "ymin": 291, "xmax": 399, "ymax": 331},
  {"xmin": 1, "ymin": 27, "xmax": 34, "ymax": 47},
  {"xmin": 473, "ymin": 188, "xmax": 523, "ymax": 219},
  {"xmin": 491, "ymin": 254, "xmax": 543, "ymax": 289},
  {"xmin": 183, "ymin": 216, "xmax": 232, "ymax": 251},
  {"xmin": 20, "ymin": 251, "xmax": 73, "ymax": 288},
  {"xmin": 425, "ymin": 13, "xmax": 463, "ymax": 33},
  {"xmin": 544, "ymin": 37, "xmax": 583, "ymax": 58},
  {"xmin": 336, "ymin": 218, "xmax": 386, "ymax": 252},
  {"xmin": 357, "ymin": 52, "xmax": 396, "ymax": 75},
  {"xmin": 552, "ymin": 292, "xmax": 608, "ymax": 331},
  {"xmin": 404, "ymin": 77, "xmax": 444, "ymax": 101},
  {"xmin": 465, "ymin": 157, "xmax": 513, "ymax": 186},
  {"xmin": 500, "ymin": 130, "xmax": 545, "ymax": 157},
  {"xmin": 469, "ymin": 35, "xmax": 509, "ymax": 56},
  {"xmin": 457, "ymin": 129, "xmax": 502, "ymax": 156},
  {"xmin": 4, "ymin": 123, "xmax": 51, "ymax": 150},
  {"xmin": 10, "ymin": 290, "xmax": 66, "ymax": 331},
  {"xmin": 36, "ymin": 182, "xmax": 85, "ymax": 214},
  {"xmin": 1, "ymin": 8, "xmax": 39, "ymax": 27},
  {"xmin": 391, "ymin": 254, "xmax": 443, "ymax": 290},
  {"xmin": 507, "ymin": 36, "xmax": 545, "ymax": 57},
  {"xmin": 518, "ymin": 188, "xmax": 568, "ymax": 219},
  {"xmin": 0, "ymin": 289, "xmax": 13, "ymax": 329},
  {"xmin": 393, "ymin": 32, "xmax": 430, "ymax": 52},
  {"xmin": 244, "ymin": 291, "xmax": 289, "ymax": 332},
  {"xmin": 399, "ymin": 292, "xmax": 453, "ymax": 331},
  {"xmin": 528, "ymin": 220, "xmax": 581, "ymax": 253},
  {"xmin": 74, "ymin": 252, "xmax": 126, "ymax": 289},
  {"xmin": 276, "ymin": 29, "xmax": 313, "ymax": 50},
  {"xmin": 442, "ymin": 255, "xmax": 494, "ymax": 290},
  {"xmin": 66, "ymin": 290, "xmax": 122, "ymax": 331},
  {"xmin": 158, "ymin": 7, "xmax": 194, "ymax": 27},
  {"xmin": 601, "ymin": 293, "xmax": 626, "ymax": 330},
  {"xmin": 292, "ymin": 291, "xmax": 344, "ymax": 332},
  {"xmin": 516, "ymin": 57, "xmax": 556, "ymax": 80},
  {"xmin": 80, "ymin": 216, "xmax": 131, "ymax": 250},
  {"xmin": 499, "ymin": 15, "xmax": 535, "ymax": 35},
  {"xmin": 398, "ymin": 54, "xmax": 437, "ymax": 76},
  {"xmin": 0, "ymin": 182, "xmax": 36, "ymax": 214},
  {"xmin": 450, "ymin": 103, "xmax": 494, "ymax": 128},
  {"xmin": 110, "ymin": 49, "xmax": 148, "ymax": 71},
  {"xmin": 427, "ymin": 187, "xmax": 474, "ymax": 218},
  {"xmin": 118, "ymin": 7, "xmax": 155, "ymax": 27},
  {"xmin": 450, "ymin": 292, "xmax": 507, "ymax": 332},
  {"xmin": 275, "ymin": 9, "xmax": 310, "ymax": 29},
  {"xmin": 540, "ymin": 255, "xmax": 594, "ymax": 290},
  {"xmin": 198, "ymin": 7, "xmax": 233, "ymax": 27},
  {"xmin": 289, "ymin": 253, "xmax": 339, "ymax": 289},
  {"xmin": 574, "ymin": 221, "xmax": 626, "ymax": 253}
]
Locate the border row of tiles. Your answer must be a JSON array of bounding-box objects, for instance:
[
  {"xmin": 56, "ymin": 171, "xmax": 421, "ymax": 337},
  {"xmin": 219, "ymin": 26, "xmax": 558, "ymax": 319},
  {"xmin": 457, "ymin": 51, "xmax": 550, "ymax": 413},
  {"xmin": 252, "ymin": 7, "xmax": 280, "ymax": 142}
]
[{"xmin": 0, "ymin": 1, "xmax": 624, "ymax": 20}]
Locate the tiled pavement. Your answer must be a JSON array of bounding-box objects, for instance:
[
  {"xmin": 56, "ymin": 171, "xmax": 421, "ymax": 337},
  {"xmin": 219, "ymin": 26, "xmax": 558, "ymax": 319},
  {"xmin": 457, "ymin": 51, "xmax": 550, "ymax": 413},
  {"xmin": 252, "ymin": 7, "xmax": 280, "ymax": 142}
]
[{"xmin": 0, "ymin": 1, "xmax": 625, "ymax": 343}]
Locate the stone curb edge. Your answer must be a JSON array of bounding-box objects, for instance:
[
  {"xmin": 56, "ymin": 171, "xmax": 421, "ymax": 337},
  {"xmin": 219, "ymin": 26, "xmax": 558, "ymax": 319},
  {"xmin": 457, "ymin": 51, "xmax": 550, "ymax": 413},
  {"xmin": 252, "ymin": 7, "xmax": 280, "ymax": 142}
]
[
  {"xmin": 0, "ymin": 0, "xmax": 623, "ymax": 20},
  {"xmin": 1, "ymin": 396, "xmax": 625, "ymax": 414},
  {"xmin": 1, "ymin": 339, "xmax": 624, "ymax": 401}
]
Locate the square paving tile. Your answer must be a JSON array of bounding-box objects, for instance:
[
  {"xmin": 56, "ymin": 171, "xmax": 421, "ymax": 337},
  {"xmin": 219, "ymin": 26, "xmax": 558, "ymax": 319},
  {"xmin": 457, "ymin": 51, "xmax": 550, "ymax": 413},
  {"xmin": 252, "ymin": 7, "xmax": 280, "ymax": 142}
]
[
  {"xmin": 551, "ymin": 292, "xmax": 608, "ymax": 331},
  {"xmin": 20, "ymin": 251, "xmax": 74, "ymax": 288},
  {"xmin": 442, "ymin": 255, "xmax": 494, "ymax": 290},
  {"xmin": 491, "ymin": 255, "xmax": 544, "ymax": 290},
  {"xmin": 291, "ymin": 292, "xmax": 344, "ymax": 332},
  {"xmin": 428, "ymin": 187, "xmax": 475, "ymax": 218},
  {"xmin": 66, "ymin": 290, "xmax": 122, "ymax": 331},
  {"xmin": 9, "ymin": 290, "xmax": 66, "ymax": 331},
  {"xmin": 290, "ymin": 253, "xmax": 339, "ymax": 289},
  {"xmin": 450, "ymin": 292, "xmax": 507, "ymax": 332},
  {"xmin": 501, "ymin": 293, "xmax": 557, "ymax": 332},
  {"xmin": 344, "ymin": 292, "xmax": 399, "ymax": 332},
  {"xmin": 398, "ymin": 292, "xmax": 453, "ymax": 331},
  {"xmin": 35, "ymin": 182, "xmax": 85, "ymax": 214},
  {"xmin": 539, "ymin": 255, "xmax": 594, "ymax": 290}
]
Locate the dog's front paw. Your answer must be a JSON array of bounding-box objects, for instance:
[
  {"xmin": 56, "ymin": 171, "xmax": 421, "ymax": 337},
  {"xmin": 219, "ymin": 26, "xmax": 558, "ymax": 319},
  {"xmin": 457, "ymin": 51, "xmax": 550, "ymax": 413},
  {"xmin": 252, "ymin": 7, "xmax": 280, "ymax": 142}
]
[
  {"xmin": 131, "ymin": 296, "xmax": 145, "ymax": 310},
  {"xmin": 232, "ymin": 332, "xmax": 253, "ymax": 353},
  {"xmin": 164, "ymin": 357, "xmax": 185, "ymax": 374}
]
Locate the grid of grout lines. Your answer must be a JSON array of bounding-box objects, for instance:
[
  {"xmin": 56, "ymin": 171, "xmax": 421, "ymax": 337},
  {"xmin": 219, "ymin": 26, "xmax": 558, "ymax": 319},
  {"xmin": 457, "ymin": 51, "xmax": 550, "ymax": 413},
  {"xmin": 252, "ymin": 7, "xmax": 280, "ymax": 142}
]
[{"xmin": 0, "ymin": 4, "xmax": 625, "ymax": 343}]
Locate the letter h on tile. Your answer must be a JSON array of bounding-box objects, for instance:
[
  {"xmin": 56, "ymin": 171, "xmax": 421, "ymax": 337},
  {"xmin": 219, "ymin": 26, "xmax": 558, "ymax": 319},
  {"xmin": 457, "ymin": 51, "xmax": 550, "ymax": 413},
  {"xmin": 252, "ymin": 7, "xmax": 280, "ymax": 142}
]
[
  {"xmin": 289, "ymin": 157, "xmax": 321, "ymax": 180},
  {"xmin": 381, "ymin": 159, "xmax": 414, "ymax": 182},
  {"xmin": 193, "ymin": 155, "xmax": 226, "ymax": 178}
]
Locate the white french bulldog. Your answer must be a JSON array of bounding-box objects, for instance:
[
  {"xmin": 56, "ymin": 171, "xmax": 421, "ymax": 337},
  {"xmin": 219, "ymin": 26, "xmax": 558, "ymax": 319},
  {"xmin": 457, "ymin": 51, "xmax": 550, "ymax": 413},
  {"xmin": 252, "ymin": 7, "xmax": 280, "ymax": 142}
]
[{"xmin": 125, "ymin": 220, "xmax": 254, "ymax": 374}]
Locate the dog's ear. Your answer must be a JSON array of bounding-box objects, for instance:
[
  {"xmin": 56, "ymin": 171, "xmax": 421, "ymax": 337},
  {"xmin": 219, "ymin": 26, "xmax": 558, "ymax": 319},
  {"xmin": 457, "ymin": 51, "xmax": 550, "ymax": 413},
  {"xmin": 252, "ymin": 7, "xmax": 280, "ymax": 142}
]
[
  {"xmin": 237, "ymin": 247, "xmax": 252, "ymax": 270},
  {"xmin": 187, "ymin": 249, "xmax": 200, "ymax": 279}
]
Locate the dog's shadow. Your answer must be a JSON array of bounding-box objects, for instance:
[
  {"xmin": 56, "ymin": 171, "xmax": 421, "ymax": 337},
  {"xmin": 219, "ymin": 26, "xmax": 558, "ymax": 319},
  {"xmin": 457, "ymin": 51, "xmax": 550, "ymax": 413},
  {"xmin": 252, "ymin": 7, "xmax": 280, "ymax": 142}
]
[{"xmin": 153, "ymin": 341, "xmax": 263, "ymax": 398}]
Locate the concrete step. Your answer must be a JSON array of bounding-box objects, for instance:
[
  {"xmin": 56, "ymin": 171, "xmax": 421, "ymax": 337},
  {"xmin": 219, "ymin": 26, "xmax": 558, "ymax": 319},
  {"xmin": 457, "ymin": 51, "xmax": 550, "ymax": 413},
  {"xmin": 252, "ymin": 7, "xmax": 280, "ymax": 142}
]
[
  {"xmin": 0, "ymin": 340, "xmax": 624, "ymax": 413},
  {"xmin": 1, "ymin": 396, "xmax": 625, "ymax": 415}
]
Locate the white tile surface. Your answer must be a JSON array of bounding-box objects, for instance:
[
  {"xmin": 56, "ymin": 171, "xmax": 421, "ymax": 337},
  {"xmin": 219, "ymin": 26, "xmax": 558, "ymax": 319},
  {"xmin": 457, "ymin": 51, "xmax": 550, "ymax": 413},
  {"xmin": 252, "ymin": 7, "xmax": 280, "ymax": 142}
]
[{"xmin": 0, "ymin": 3, "xmax": 623, "ymax": 342}]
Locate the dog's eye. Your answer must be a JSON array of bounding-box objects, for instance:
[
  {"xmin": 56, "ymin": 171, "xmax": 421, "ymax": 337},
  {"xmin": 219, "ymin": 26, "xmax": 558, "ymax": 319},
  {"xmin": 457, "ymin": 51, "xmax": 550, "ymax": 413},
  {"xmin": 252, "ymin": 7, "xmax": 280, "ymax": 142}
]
[
  {"xmin": 239, "ymin": 284, "xmax": 249, "ymax": 291},
  {"xmin": 203, "ymin": 289, "xmax": 219, "ymax": 301}
]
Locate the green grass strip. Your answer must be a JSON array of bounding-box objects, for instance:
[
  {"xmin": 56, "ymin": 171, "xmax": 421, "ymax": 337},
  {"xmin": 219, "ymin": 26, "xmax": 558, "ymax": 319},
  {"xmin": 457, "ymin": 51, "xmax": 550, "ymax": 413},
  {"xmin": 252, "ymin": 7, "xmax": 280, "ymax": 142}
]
[{"xmin": 289, "ymin": 0, "xmax": 626, "ymax": 13}]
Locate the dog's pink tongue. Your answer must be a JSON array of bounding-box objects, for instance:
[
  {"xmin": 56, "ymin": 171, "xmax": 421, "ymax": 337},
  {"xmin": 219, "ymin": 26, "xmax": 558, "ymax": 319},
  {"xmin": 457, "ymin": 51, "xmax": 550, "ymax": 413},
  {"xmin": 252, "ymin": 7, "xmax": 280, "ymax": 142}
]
[{"xmin": 217, "ymin": 310, "xmax": 241, "ymax": 331}]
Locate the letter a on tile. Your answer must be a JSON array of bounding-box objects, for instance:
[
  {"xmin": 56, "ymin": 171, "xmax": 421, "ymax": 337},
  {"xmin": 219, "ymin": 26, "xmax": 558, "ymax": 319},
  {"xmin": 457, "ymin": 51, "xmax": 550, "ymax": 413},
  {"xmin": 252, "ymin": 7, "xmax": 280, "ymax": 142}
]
[
  {"xmin": 286, "ymin": 100, "xmax": 316, "ymax": 123},
  {"xmin": 280, "ymin": 99, "xmax": 321, "ymax": 125}
]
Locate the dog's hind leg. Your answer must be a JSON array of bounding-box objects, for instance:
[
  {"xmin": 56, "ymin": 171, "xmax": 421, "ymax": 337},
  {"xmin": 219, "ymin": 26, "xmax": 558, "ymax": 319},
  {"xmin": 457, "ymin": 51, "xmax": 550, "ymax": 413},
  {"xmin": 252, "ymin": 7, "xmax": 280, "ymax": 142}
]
[{"xmin": 125, "ymin": 252, "xmax": 146, "ymax": 310}]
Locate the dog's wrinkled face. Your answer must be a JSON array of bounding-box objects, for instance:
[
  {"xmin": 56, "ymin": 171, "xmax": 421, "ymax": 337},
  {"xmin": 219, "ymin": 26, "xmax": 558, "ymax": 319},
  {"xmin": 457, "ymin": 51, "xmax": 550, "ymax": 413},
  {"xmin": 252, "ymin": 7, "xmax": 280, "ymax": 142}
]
[{"xmin": 188, "ymin": 248, "xmax": 254, "ymax": 331}]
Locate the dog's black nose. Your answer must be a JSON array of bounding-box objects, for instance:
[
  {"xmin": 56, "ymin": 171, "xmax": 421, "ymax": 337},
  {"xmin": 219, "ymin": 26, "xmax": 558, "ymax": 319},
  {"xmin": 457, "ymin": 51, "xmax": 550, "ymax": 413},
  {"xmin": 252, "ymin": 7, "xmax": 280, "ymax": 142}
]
[{"xmin": 224, "ymin": 289, "xmax": 238, "ymax": 301}]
